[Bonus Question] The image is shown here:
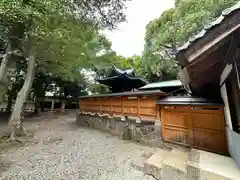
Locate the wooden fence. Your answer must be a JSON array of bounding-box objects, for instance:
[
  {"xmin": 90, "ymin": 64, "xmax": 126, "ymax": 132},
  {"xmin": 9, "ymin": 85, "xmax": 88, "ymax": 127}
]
[
  {"xmin": 161, "ymin": 105, "xmax": 227, "ymax": 154},
  {"xmin": 79, "ymin": 91, "xmax": 165, "ymax": 120}
]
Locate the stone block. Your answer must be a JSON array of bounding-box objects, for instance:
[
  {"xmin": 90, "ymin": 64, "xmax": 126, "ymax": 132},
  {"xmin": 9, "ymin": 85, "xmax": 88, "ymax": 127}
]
[
  {"xmin": 131, "ymin": 156, "xmax": 146, "ymax": 172},
  {"xmin": 196, "ymin": 149, "xmax": 240, "ymax": 180},
  {"xmin": 141, "ymin": 149, "xmax": 156, "ymax": 159},
  {"xmin": 92, "ymin": 115, "xmax": 101, "ymax": 129},
  {"xmin": 140, "ymin": 119, "xmax": 155, "ymax": 126},
  {"xmin": 76, "ymin": 114, "xmax": 92, "ymax": 127},
  {"xmin": 144, "ymin": 150, "xmax": 168, "ymax": 180},
  {"xmin": 76, "ymin": 114, "xmax": 163, "ymax": 148},
  {"xmin": 161, "ymin": 149, "xmax": 188, "ymax": 180},
  {"xmin": 187, "ymin": 166, "xmax": 200, "ymax": 180},
  {"xmin": 108, "ymin": 118, "xmax": 115, "ymax": 130},
  {"xmin": 127, "ymin": 116, "xmax": 139, "ymax": 122},
  {"xmin": 115, "ymin": 121, "xmax": 127, "ymax": 138},
  {"xmin": 113, "ymin": 115, "xmax": 125, "ymax": 121},
  {"xmin": 122, "ymin": 124, "xmax": 131, "ymax": 140},
  {"xmin": 187, "ymin": 150, "xmax": 200, "ymax": 180},
  {"xmin": 161, "ymin": 164, "xmax": 187, "ymax": 180},
  {"xmin": 139, "ymin": 126, "xmax": 151, "ymax": 136},
  {"xmin": 130, "ymin": 126, "xmax": 141, "ymax": 142}
]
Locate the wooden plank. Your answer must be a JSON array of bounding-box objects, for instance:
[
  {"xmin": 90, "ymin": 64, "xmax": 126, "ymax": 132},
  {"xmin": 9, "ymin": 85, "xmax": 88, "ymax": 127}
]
[
  {"xmin": 191, "ymin": 106, "xmax": 227, "ymax": 154},
  {"xmin": 137, "ymin": 97, "xmax": 140, "ymax": 117},
  {"xmin": 161, "ymin": 105, "xmax": 227, "ymax": 154},
  {"xmin": 162, "ymin": 106, "xmax": 190, "ymax": 146},
  {"xmin": 121, "ymin": 97, "xmax": 124, "ymax": 115},
  {"xmin": 79, "ymin": 94, "xmax": 161, "ymax": 119}
]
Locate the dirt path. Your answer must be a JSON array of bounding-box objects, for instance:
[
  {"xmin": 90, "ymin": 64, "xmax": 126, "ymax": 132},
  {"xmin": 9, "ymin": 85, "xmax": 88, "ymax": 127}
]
[{"xmin": 0, "ymin": 113, "xmax": 154, "ymax": 180}]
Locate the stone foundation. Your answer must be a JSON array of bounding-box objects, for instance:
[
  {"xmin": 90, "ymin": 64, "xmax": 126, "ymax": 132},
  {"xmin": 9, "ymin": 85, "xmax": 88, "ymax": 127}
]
[{"xmin": 76, "ymin": 112, "xmax": 162, "ymax": 148}]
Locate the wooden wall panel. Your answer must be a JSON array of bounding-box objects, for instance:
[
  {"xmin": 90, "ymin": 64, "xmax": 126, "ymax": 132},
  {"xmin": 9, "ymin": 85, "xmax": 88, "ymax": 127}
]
[
  {"xmin": 139, "ymin": 97, "xmax": 157, "ymax": 107},
  {"xmin": 191, "ymin": 107, "xmax": 227, "ymax": 153},
  {"xmin": 162, "ymin": 106, "xmax": 190, "ymax": 146},
  {"xmin": 112, "ymin": 106, "xmax": 122, "ymax": 114},
  {"xmin": 164, "ymin": 128, "xmax": 189, "ymax": 145},
  {"xmin": 192, "ymin": 113, "xmax": 225, "ymax": 131},
  {"xmin": 79, "ymin": 95, "xmax": 162, "ymax": 120},
  {"xmin": 138, "ymin": 96, "xmax": 159, "ymax": 119},
  {"xmin": 139, "ymin": 108, "xmax": 157, "ymax": 118},
  {"xmin": 192, "ymin": 130, "xmax": 227, "ymax": 154},
  {"xmin": 161, "ymin": 105, "xmax": 228, "ymax": 154}
]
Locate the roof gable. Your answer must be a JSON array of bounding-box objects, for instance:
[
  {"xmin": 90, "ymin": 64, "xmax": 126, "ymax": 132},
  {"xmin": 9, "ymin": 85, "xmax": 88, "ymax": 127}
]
[
  {"xmin": 108, "ymin": 65, "xmax": 136, "ymax": 77},
  {"xmin": 139, "ymin": 80, "xmax": 182, "ymax": 90},
  {"xmin": 177, "ymin": 2, "xmax": 240, "ymax": 64}
]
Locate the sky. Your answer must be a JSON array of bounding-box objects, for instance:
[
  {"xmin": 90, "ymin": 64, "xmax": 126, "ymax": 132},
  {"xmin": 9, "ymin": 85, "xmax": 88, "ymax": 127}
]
[{"xmin": 104, "ymin": 0, "xmax": 175, "ymax": 57}]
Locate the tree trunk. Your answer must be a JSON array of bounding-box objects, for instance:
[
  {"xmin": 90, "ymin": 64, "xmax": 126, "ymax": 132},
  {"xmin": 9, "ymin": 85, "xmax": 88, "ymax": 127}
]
[
  {"xmin": 40, "ymin": 101, "xmax": 44, "ymax": 112},
  {"xmin": 8, "ymin": 51, "xmax": 36, "ymax": 139},
  {"xmin": 0, "ymin": 83, "xmax": 8, "ymax": 104},
  {"xmin": 0, "ymin": 43, "xmax": 12, "ymax": 84},
  {"xmin": 34, "ymin": 101, "xmax": 39, "ymax": 114},
  {"xmin": 51, "ymin": 100, "xmax": 55, "ymax": 112},
  {"xmin": 6, "ymin": 94, "xmax": 13, "ymax": 113},
  {"xmin": 60, "ymin": 100, "xmax": 66, "ymax": 113}
]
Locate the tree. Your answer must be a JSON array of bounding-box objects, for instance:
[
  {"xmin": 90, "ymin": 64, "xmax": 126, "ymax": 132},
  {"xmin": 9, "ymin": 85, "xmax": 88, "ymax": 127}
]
[
  {"xmin": 142, "ymin": 0, "xmax": 239, "ymax": 82},
  {"xmin": 0, "ymin": 0, "xmax": 130, "ymax": 140},
  {"xmin": 0, "ymin": 0, "xmax": 129, "ymax": 83},
  {"xmin": 70, "ymin": 0, "xmax": 129, "ymax": 29},
  {"xmin": 49, "ymin": 75, "xmax": 88, "ymax": 112},
  {"xmin": 5, "ymin": 61, "xmax": 25, "ymax": 113},
  {"xmin": 31, "ymin": 71, "xmax": 52, "ymax": 113},
  {"xmin": 88, "ymin": 84, "xmax": 110, "ymax": 94},
  {"xmin": 115, "ymin": 55, "xmax": 143, "ymax": 75}
]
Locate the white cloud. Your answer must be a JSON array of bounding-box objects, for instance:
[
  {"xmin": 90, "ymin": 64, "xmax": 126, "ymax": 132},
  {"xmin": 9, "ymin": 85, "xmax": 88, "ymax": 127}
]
[{"xmin": 104, "ymin": 0, "xmax": 174, "ymax": 57}]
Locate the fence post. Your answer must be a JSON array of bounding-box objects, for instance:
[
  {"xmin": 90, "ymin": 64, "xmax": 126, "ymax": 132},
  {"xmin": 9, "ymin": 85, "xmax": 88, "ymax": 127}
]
[
  {"xmin": 100, "ymin": 98, "xmax": 103, "ymax": 114},
  {"xmin": 110, "ymin": 97, "xmax": 112, "ymax": 116},
  {"xmin": 137, "ymin": 97, "xmax": 140, "ymax": 118}
]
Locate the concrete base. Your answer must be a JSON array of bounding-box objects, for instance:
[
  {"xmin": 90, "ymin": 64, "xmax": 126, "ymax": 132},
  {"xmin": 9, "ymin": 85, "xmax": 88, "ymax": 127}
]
[
  {"xmin": 76, "ymin": 113, "xmax": 163, "ymax": 148},
  {"xmin": 131, "ymin": 147, "xmax": 240, "ymax": 180},
  {"xmin": 189, "ymin": 149, "xmax": 240, "ymax": 180}
]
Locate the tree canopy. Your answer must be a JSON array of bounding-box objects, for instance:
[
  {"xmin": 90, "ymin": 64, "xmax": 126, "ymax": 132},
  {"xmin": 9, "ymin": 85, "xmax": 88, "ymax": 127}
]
[
  {"xmin": 142, "ymin": 0, "xmax": 239, "ymax": 82},
  {"xmin": 0, "ymin": 0, "xmax": 130, "ymax": 139}
]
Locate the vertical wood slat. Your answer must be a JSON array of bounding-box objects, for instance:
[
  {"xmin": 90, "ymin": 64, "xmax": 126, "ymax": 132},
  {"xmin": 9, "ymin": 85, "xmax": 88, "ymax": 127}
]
[
  {"xmin": 161, "ymin": 106, "xmax": 165, "ymax": 142},
  {"xmin": 137, "ymin": 97, "xmax": 140, "ymax": 117},
  {"xmin": 188, "ymin": 106, "xmax": 193, "ymax": 145},
  {"xmin": 110, "ymin": 98, "xmax": 113, "ymax": 116},
  {"xmin": 121, "ymin": 97, "xmax": 124, "ymax": 115},
  {"xmin": 100, "ymin": 98, "xmax": 103, "ymax": 114}
]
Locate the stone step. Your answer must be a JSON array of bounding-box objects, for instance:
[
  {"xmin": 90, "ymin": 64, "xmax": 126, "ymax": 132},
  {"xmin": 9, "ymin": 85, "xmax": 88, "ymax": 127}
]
[
  {"xmin": 131, "ymin": 148, "xmax": 157, "ymax": 172},
  {"xmin": 188, "ymin": 149, "xmax": 240, "ymax": 180},
  {"xmin": 161, "ymin": 149, "xmax": 188, "ymax": 180},
  {"xmin": 164, "ymin": 149, "xmax": 188, "ymax": 172},
  {"xmin": 144, "ymin": 149, "xmax": 169, "ymax": 179},
  {"xmin": 141, "ymin": 148, "xmax": 157, "ymax": 158},
  {"xmin": 130, "ymin": 156, "xmax": 146, "ymax": 172},
  {"xmin": 142, "ymin": 146, "xmax": 240, "ymax": 180},
  {"xmin": 143, "ymin": 148, "xmax": 189, "ymax": 180}
]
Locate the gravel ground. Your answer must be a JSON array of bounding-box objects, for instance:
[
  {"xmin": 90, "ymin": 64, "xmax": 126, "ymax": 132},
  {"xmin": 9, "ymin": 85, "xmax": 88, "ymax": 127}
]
[{"xmin": 0, "ymin": 114, "xmax": 155, "ymax": 180}]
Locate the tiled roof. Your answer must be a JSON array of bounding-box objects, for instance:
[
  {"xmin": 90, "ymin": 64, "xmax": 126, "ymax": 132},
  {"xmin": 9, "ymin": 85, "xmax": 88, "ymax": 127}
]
[
  {"xmin": 79, "ymin": 90, "xmax": 165, "ymax": 98},
  {"xmin": 156, "ymin": 96, "xmax": 223, "ymax": 106},
  {"xmin": 139, "ymin": 80, "xmax": 182, "ymax": 90},
  {"xmin": 177, "ymin": 2, "xmax": 240, "ymax": 52},
  {"xmin": 115, "ymin": 67, "xmax": 134, "ymax": 75}
]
